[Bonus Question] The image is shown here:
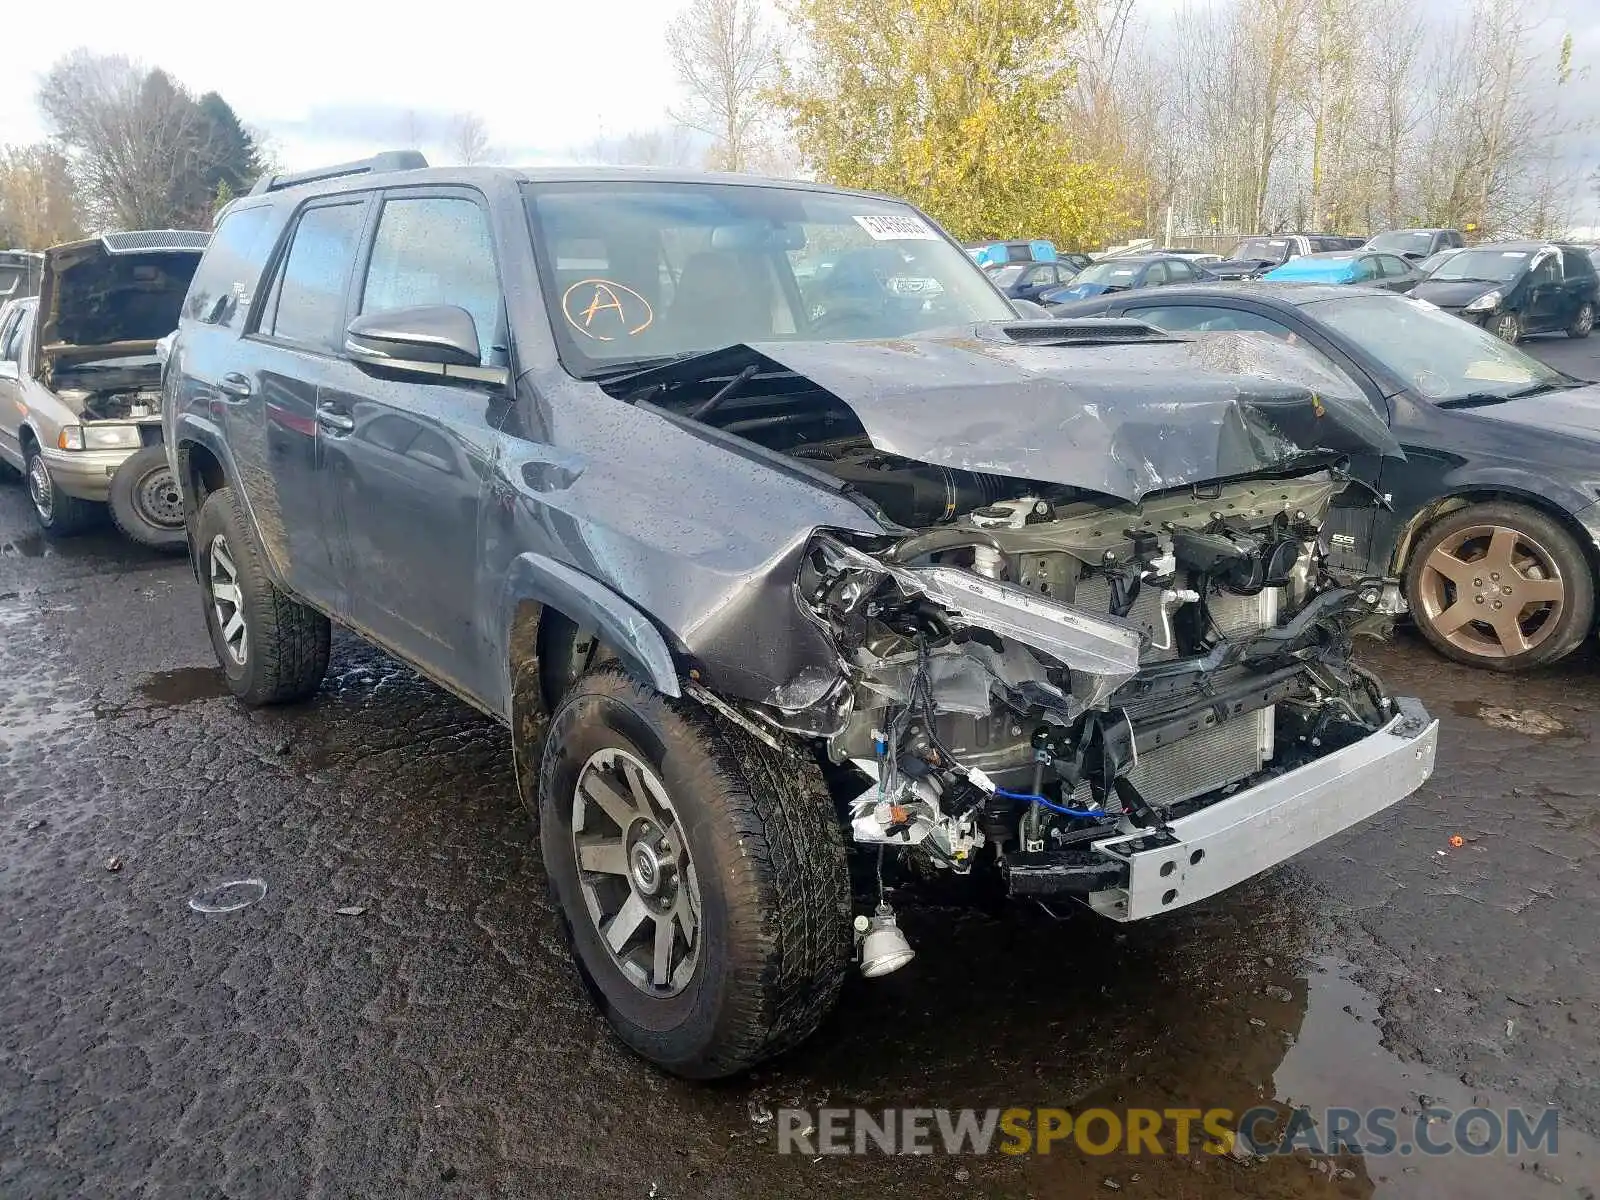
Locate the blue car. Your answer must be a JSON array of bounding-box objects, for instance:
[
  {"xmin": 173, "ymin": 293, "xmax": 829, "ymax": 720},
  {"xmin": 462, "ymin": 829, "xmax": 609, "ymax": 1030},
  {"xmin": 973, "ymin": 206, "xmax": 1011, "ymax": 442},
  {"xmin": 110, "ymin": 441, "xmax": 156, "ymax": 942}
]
[
  {"xmin": 1262, "ymin": 250, "xmax": 1419, "ymax": 292},
  {"xmin": 1039, "ymin": 254, "xmax": 1216, "ymax": 304}
]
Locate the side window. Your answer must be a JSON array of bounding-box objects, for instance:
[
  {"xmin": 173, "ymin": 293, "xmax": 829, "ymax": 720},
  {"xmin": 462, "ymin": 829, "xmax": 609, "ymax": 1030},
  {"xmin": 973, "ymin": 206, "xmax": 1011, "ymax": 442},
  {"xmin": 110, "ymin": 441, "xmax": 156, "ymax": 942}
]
[
  {"xmin": 1562, "ymin": 250, "xmax": 1595, "ymax": 282},
  {"xmin": 1, "ymin": 307, "xmax": 28, "ymax": 362},
  {"xmin": 0, "ymin": 311, "xmax": 18, "ymax": 362},
  {"xmin": 360, "ymin": 196, "xmax": 502, "ymax": 363},
  {"xmin": 185, "ymin": 204, "xmax": 278, "ymax": 330},
  {"xmin": 1145, "ymin": 262, "xmax": 1170, "ymax": 285},
  {"xmin": 1528, "ymin": 254, "xmax": 1561, "ymax": 286},
  {"xmin": 1167, "ymin": 260, "xmax": 1194, "ymax": 281},
  {"xmin": 259, "ymin": 201, "xmax": 367, "ymax": 352}
]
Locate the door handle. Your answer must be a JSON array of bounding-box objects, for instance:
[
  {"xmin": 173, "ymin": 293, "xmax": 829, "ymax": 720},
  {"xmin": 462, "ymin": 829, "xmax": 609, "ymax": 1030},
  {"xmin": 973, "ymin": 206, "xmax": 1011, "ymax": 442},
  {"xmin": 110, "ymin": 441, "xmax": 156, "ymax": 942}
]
[
  {"xmin": 316, "ymin": 405, "xmax": 355, "ymax": 434},
  {"xmin": 218, "ymin": 372, "xmax": 252, "ymax": 399}
]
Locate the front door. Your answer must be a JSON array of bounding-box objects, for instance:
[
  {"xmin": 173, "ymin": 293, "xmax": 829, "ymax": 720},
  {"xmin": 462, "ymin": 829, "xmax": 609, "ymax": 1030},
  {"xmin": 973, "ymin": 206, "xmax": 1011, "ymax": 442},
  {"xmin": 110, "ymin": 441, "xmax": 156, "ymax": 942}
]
[
  {"xmin": 1522, "ymin": 251, "xmax": 1564, "ymax": 333},
  {"xmin": 322, "ymin": 189, "xmax": 509, "ymax": 698}
]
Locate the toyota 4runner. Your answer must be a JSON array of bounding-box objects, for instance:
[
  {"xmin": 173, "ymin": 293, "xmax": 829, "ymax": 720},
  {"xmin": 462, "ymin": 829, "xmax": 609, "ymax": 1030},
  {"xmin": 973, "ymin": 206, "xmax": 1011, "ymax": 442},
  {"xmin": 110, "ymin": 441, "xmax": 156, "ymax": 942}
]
[{"xmin": 164, "ymin": 153, "xmax": 1439, "ymax": 1078}]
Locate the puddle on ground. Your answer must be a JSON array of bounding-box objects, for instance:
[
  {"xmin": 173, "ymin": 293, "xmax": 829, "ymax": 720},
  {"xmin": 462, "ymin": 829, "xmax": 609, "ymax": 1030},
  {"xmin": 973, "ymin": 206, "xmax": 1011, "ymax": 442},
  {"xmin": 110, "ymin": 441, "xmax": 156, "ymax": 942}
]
[
  {"xmin": 0, "ymin": 533, "xmax": 49, "ymax": 559},
  {"xmin": 137, "ymin": 666, "xmax": 229, "ymax": 706},
  {"xmin": 1450, "ymin": 699, "xmax": 1578, "ymax": 739}
]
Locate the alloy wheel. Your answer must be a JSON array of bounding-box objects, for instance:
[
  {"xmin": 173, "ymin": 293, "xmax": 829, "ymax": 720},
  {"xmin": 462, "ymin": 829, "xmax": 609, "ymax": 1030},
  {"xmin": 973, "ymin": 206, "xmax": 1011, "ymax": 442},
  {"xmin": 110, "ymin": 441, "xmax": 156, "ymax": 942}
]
[
  {"xmin": 1493, "ymin": 313, "xmax": 1521, "ymax": 344},
  {"xmin": 208, "ymin": 534, "xmax": 249, "ymax": 666},
  {"xmin": 1415, "ymin": 523, "xmax": 1565, "ymax": 658},
  {"xmin": 571, "ymin": 746, "xmax": 702, "ymax": 996},
  {"xmin": 27, "ymin": 456, "xmax": 53, "ymax": 523},
  {"xmin": 1575, "ymin": 304, "xmax": 1595, "ymax": 336}
]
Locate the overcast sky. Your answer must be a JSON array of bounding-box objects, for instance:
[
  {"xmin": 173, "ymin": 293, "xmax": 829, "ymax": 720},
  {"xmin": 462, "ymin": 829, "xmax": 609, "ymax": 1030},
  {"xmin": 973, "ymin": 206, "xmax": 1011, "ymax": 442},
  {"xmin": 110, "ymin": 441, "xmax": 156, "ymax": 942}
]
[{"xmin": 4, "ymin": 0, "xmax": 1597, "ymax": 225}]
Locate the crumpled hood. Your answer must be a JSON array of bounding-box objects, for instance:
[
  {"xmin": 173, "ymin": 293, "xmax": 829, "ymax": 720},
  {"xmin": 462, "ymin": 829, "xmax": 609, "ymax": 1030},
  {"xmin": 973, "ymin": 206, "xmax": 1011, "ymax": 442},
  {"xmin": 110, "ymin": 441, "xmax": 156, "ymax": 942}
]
[
  {"xmin": 1409, "ymin": 279, "xmax": 1500, "ymax": 310},
  {"xmin": 740, "ymin": 325, "xmax": 1401, "ymax": 503}
]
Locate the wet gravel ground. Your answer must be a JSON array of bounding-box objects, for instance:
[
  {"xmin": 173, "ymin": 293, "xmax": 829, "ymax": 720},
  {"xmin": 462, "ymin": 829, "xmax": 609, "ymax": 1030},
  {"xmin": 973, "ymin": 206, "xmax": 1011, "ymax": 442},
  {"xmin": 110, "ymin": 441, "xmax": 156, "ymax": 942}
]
[{"xmin": 2, "ymin": 336, "xmax": 1599, "ymax": 1200}]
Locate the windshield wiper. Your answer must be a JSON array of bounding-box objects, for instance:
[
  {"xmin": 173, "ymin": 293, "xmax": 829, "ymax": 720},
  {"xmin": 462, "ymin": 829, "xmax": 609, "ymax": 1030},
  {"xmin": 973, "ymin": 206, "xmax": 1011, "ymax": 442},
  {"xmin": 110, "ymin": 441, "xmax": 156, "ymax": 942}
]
[{"xmin": 1435, "ymin": 382, "xmax": 1562, "ymax": 409}]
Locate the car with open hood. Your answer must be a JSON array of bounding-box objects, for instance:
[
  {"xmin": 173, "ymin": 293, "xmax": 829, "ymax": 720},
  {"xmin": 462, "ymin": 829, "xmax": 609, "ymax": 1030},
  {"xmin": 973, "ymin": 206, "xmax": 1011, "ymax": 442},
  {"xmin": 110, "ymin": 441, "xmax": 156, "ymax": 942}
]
[
  {"xmin": 0, "ymin": 230, "xmax": 209, "ymax": 544},
  {"xmin": 1408, "ymin": 241, "xmax": 1597, "ymax": 344},
  {"xmin": 164, "ymin": 155, "xmax": 1438, "ymax": 1079},
  {"xmin": 1046, "ymin": 281, "xmax": 1600, "ymax": 672}
]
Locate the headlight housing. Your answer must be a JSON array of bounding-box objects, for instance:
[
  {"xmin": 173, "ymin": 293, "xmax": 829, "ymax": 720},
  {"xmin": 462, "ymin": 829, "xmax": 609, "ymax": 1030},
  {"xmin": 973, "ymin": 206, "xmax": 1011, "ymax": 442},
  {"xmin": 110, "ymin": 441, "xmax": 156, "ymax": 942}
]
[
  {"xmin": 1464, "ymin": 290, "xmax": 1502, "ymax": 313},
  {"xmin": 57, "ymin": 424, "xmax": 141, "ymax": 451}
]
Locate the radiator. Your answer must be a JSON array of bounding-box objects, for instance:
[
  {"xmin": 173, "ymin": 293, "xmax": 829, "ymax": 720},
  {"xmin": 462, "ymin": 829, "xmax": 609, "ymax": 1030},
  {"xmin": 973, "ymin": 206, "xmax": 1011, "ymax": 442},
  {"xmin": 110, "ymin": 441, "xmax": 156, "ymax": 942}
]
[{"xmin": 1072, "ymin": 706, "xmax": 1275, "ymax": 811}]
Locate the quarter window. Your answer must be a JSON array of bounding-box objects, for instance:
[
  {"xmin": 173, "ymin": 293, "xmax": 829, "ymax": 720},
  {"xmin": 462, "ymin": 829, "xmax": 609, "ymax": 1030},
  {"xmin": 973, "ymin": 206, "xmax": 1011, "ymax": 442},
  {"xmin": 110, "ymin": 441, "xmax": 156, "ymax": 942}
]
[
  {"xmin": 261, "ymin": 201, "xmax": 367, "ymax": 352},
  {"xmin": 1, "ymin": 306, "xmax": 28, "ymax": 362},
  {"xmin": 186, "ymin": 205, "xmax": 278, "ymax": 329},
  {"xmin": 360, "ymin": 196, "xmax": 502, "ymax": 363}
]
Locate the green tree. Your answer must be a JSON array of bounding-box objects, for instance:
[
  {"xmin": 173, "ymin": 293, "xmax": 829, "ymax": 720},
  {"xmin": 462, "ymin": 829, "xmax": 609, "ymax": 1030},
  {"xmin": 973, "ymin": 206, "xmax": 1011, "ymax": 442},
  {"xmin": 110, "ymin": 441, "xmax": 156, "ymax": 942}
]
[{"xmin": 775, "ymin": 0, "xmax": 1129, "ymax": 247}]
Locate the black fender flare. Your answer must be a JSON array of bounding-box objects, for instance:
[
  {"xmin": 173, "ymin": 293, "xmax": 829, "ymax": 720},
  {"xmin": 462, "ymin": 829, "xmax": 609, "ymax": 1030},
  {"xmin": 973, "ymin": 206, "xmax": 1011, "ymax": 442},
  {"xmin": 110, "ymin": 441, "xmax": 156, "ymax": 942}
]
[{"xmin": 498, "ymin": 552, "xmax": 682, "ymax": 707}]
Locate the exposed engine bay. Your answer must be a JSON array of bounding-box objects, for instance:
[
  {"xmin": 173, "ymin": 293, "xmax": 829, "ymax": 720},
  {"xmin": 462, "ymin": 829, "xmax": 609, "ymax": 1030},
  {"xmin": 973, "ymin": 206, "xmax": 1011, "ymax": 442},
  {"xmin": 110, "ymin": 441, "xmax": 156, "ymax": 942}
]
[
  {"xmin": 794, "ymin": 472, "xmax": 1395, "ymax": 897},
  {"xmin": 610, "ymin": 330, "xmax": 1429, "ymax": 924}
]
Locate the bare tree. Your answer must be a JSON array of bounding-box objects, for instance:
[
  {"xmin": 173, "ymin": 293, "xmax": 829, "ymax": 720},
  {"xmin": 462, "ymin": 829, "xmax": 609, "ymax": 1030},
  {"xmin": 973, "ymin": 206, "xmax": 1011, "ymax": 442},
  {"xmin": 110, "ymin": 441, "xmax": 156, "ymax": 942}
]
[
  {"xmin": 665, "ymin": 0, "xmax": 776, "ymax": 171},
  {"xmin": 448, "ymin": 113, "xmax": 493, "ymax": 165},
  {"xmin": 38, "ymin": 50, "xmax": 210, "ymax": 229}
]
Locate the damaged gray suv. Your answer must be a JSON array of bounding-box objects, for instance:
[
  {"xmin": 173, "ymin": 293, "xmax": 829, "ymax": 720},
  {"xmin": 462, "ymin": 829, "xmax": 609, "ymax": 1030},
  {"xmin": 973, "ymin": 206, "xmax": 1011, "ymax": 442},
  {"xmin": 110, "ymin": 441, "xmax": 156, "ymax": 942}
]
[{"xmin": 164, "ymin": 154, "xmax": 1439, "ymax": 1078}]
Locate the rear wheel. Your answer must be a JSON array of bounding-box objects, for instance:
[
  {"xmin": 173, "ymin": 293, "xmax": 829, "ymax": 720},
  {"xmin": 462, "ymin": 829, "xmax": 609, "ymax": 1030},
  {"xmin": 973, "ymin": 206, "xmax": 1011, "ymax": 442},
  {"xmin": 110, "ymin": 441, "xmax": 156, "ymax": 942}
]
[
  {"xmin": 24, "ymin": 445, "xmax": 99, "ymax": 536},
  {"xmin": 1490, "ymin": 311, "xmax": 1522, "ymax": 344},
  {"xmin": 1568, "ymin": 302, "xmax": 1594, "ymax": 339},
  {"xmin": 1405, "ymin": 501, "xmax": 1593, "ymax": 670},
  {"xmin": 108, "ymin": 445, "xmax": 186, "ymax": 549},
  {"xmin": 196, "ymin": 487, "xmax": 331, "ymax": 705},
  {"xmin": 538, "ymin": 665, "xmax": 851, "ymax": 1078}
]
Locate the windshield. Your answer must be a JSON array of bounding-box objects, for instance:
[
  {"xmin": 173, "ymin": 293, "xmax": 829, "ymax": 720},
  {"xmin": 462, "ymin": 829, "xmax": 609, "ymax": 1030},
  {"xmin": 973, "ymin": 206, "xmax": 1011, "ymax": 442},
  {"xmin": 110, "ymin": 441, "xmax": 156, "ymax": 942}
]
[
  {"xmin": 1229, "ymin": 238, "xmax": 1290, "ymax": 262},
  {"xmin": 1366, "ymin": 231, "xmax": 1434, "ymax": 256},
  {"xmin": 1071, "ymin": 261, "xmax": 1142, "ymax": 286},
  {"xmin": 1309, "ymin": 294, "xmax": 1566, "ymax": 402},
  {"xmin": 524, "ymin": 181, "xmax": 1015, "ymax": 372},
  {"xmin": 1428, "ymin": 248, "xmax": 1530, "ymax": 284}
]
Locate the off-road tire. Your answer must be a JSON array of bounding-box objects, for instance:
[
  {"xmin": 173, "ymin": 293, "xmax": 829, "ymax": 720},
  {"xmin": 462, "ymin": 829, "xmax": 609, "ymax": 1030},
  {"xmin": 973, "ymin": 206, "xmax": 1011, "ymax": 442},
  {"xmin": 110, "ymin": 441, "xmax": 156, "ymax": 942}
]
[
  {"xmin": 24, "ymin": 445, "xmax": 99, "ymax": 536},
  {"xmin": 538, "ymin": 665, "xmax": 851, "ymax": 1078},
  {"xmin": 1491, "ymin": 311, "xmax": 1522, "ymax": 345},
  {"xmin": 196, "ymin": 487, "xmax": 331, "ymax": 705},
  {"xmin": 1568, "ymin": 301, "xmax": 1594, "ymax": 339},
  {"xmin": 1404, "ymin": 501, "xmax": 1593, "ymax": 671},
  {"xmin": 108, "ymin": 445, "xmax": 186, "ymax": 549}
]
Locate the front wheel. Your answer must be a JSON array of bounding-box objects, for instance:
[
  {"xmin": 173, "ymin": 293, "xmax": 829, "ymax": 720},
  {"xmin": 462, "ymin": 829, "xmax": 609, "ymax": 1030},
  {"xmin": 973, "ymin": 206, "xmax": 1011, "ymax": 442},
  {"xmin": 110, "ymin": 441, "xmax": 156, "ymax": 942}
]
[
  {"xmin": 195, "ymin": 487, "xmax": 331, "ymax": 705},
  {"xmin": 1405, "ymin": 501, "xmax": 1593, "ymax": 670},
  {"xmin": 1490, "ymin": 311, "xmax": 1522, "ymax": 344},
  {"xmin": 24, "ymin": 445, "xmax": 99, "ymax": 535},
  {"xmin": 1568, "ymin": 302, "xmax": 1594, "ymax": 339},
  {"xmin": 538, "ymin": 665, "xmax": 851, "ymax": 1078}
]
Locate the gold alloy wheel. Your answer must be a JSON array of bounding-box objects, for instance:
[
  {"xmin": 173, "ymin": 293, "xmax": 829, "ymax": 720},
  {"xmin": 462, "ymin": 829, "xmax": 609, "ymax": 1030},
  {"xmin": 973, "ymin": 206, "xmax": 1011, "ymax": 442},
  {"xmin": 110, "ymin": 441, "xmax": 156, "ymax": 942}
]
[{"xmin": 1415, "ymin": 523, "xmax": 1566, "ymax": 658}]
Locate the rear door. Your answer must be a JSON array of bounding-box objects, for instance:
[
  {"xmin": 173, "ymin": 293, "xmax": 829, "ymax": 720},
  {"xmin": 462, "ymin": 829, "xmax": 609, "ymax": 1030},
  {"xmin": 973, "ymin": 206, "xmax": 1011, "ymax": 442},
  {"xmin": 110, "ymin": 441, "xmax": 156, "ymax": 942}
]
[
  {"xmin": 239, "ymin": 195, "xmax": 373, "ymax": 614},
  {"xmin": 321, "ymin": 188, "xmax": 509, "ymax": 697}
]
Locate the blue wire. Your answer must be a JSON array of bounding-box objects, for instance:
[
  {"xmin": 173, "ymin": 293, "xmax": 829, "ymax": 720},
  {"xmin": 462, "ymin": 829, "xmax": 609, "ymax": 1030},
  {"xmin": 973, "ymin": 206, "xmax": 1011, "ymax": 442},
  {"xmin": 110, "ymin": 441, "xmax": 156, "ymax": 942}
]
[{"xmin": 993, "ymin": 787, "xmax": 1106, "ymax": 819}]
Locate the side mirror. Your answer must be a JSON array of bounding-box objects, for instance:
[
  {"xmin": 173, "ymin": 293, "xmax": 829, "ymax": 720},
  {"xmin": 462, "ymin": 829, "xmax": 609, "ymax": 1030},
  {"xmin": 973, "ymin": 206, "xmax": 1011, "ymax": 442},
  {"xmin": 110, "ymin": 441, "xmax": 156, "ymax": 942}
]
[
  {"xmin": 347, "ymin": 305, "xmax": 481, "ymax": 367},
  {"xmin": 345, "ymin": 305, "xmax": 508, "ymax": 387},
  {"xmin": 1011, "ymin": 298, "xmax": 1051, "ymax": 319}
]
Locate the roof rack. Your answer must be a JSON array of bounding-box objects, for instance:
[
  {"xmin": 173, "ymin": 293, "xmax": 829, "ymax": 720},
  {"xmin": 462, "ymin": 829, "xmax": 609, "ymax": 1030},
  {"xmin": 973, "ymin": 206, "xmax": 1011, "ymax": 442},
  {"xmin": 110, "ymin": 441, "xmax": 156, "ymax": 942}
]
[{"xmin": 249, "ymin": 150, "xmax": 429, "ymax": 196}]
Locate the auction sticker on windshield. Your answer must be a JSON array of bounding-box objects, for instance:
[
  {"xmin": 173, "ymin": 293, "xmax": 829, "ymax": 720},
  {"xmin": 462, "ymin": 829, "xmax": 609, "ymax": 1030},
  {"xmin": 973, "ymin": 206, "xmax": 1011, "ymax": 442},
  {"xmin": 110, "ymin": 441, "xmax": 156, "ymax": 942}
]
[{"xmin": 853, "ymin": 214, "xmax": 939, "ymax": 240}]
